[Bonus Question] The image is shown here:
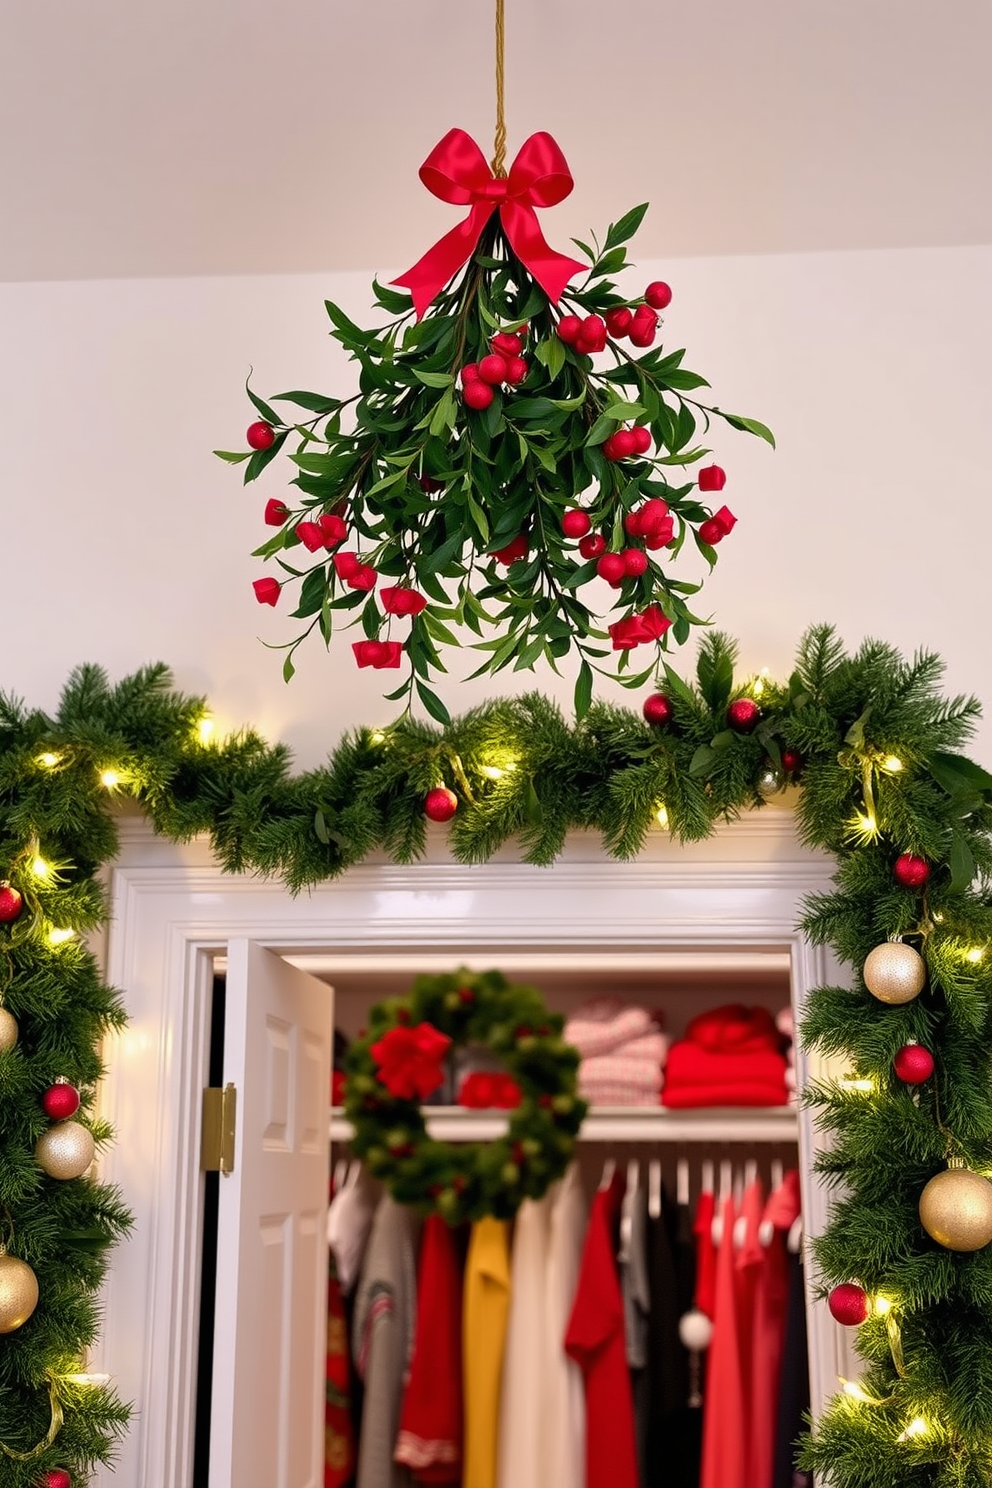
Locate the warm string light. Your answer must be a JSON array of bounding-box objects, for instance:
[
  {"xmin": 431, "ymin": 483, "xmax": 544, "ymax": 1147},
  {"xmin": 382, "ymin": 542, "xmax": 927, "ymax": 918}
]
[
  {"xmin": 36, "ymin": 752, "xmax": 60, "ymax": 769},
  {"xmin": 897, "ymin": 1415, "xmax": 931, "ymax": 1442},
  {"xmin": 881, "ymin": 755, "xmax": 904, "ymax": 774},
  {"xmin": 99, "ymin": 769, "xmax": 121, "ymax": 789},
  {"xmin": 195, "ymin": 715, "xmax": 215, "ymax": 745},
  {"xmin": 839, "ymin": 1075, "xmax": 876, "ymax": 1094},
  {"xmin": 480, "ymin": 759, "xmax": 518, "ymax": 781},
  {"xmin": 751, "ymin": 667, "xmax": 771, "ymax": 698},
  {"xmin": 966, "ymin": 947, "xmax": 985, "ymax": 963},
  {"xmin": 655, "ymin": 803, "xmax": 669, "ymax": 828},
  {"xmin": 47, "ymin": 928, "xmax": 76, "ymax": 946},
  {"xmin": 31, "ymin": 855, "xmax": 51, "ymax": 881}
]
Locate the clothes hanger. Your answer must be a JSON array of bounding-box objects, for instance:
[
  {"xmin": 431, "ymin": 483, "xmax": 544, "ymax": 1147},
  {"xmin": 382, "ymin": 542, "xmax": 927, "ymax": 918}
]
[
  {"xmin": 701, "ymin": 1158, "xmax": 715, "ymax": 1195},
  {"xmin": 649, "ymin": 1158, "xmax": 664, "ymax": 1219},
  {"xmin": 599, "ymin": 1155, "xmax": 616, "ymax": 1191},
  {"xmin": 620, "ymin": 1158, "xmax": 640, "ymax": 1257},
  {"xmin": 712, "ymin": 1160, "xmax": 734, "ymax": 1244},
  {"xmin": 787, "ymin": 1215, "xmax": 804, "ymax": 1254},
  {"xmin": 676, "ymin": 1156, "xmax": 690, "ymax": 1208},
  {"xmin": 771, "ymin": 1158, "xmax": 784, "ymax": 1192}
]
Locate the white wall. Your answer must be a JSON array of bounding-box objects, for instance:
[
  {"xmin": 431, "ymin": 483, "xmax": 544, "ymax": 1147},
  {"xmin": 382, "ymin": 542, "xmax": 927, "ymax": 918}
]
[{"xmin": 1, "ymin": 244, "xmax": 989, "ymax": 769}]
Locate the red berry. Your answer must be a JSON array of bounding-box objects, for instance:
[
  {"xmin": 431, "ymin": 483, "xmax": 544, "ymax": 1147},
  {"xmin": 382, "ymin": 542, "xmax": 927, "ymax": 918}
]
[
  {"xmin": 492, "ymin": 533, "xmax": 529, "ymax": 566},
  {"xmin": 596, "ymin": 553, "xmax": 627, "ymax": 584},
  {"xmin": 643, "ymin": 693, "xmax": 673, "ymax": 727},
  {"xmin": 319, "ymin": 513, "xmax": 348, "ymax": 547},
  {"xmin": 698, "ymin": 518, "xmax": 724, "ymax": 545},
  {"xmin": 622, "ymin": 548, "xmax": 649, "ymax": 577},
  {"xmin": 491, "ymin": 332, "xmax": 523, "ymax": 357},
  {"xmin": 827, "ymin": 1283, "xmax": 870, "ymax": 1327},
  {"xmin": 461, "ymin": 362, "xmax": 481, "ymax": 384},
  {"xmin": 624, "ymin": 509, "xmax": 643, "ymax": 537},
  {"xmin": 727, "ymin": 698, "xmax": 761, "ymax": 733},
  {"xmin": 604, "ymin": 429, "xmax": 637, "ymax": 461},
  {"xmin": 0, "ymin": 884, "xmax": 23, "ymax": 924},
  {"xmin": 577, "ymin": 315, "xmax": 607, "ymax": 353},
  {"xmin": 893, "ymin": 1043, "xmax": 935, "ymax": 1083},
  {"xmin": 263, "ymin": 498, "xmax": 289, "ymax": 526},
  {"xmin": 698, "ymin": 464, "xmax": 727, "ymax": 492},
  {"xmin": 556, "ymin": 315, "xmax": 582, "ymax": 344},
  {"xmin": 628, "ymin": 322, "xmax": 657, "ymax": 348},
  {"xmin": 43, "ymin": 1082, "xmax": 81, "ymax": 1120},
  {"xmin": 894, "ymin": 854, "xmax": 931, "ymax": 889},
  {"xmin": 424, "ymin": 787, "xmax": 458, "ymax": 823},
  {"xmin": 630, "ymin": 425, "xmax": 652, "ymax": 454},
  {"xmin": 503, "ymin": 356, "xmax": 529, "ymax": 386},
  {"xmin": 645, "ymin": 281, "xmax": 673, "ymax": 310},
  {"xmin": 579, "ymin": 533, "xmax": 607, "ymax": 559},
  {"xmin": 780, "ymin": 747, "xmax": 803, "ymax": 775},
  {"xmin": 463, "ymin": 380, "xmax": 495, "ymax": 410},
  {"xmin": 253, "ymin": 576, "xmax": 281, "ymax": 606},
  {"xmin": 605, "ymin": 307, "xmax": 633, "ymax": 338},
  {"xmin": 638, "ymin": 498, "xmax": 671, "ymax": 533},
  {"xmin": 562, "ymin": 509, "xmax": 592, "ymax": 539},
  {"xmin": 246, "ymin": 420, "xmax": 275, "ymax": 451},
  {"xmin": 478, "ymin": 354, "xmax": 509, "ymax": 385}
]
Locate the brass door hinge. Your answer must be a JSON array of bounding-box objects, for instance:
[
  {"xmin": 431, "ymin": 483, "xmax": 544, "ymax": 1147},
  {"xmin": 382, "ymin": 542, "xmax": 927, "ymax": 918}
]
[{"xmin": 201, "ymin": 1082, "xmax": 237, "ymax": 1175}]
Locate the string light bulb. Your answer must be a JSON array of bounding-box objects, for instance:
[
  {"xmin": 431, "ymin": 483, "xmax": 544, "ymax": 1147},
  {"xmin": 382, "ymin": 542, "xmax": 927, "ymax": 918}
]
[
  {"xmin": 369, "ymin": 730, "xmax": 386, "ymax": 745},
  {"xmin": 62, "ymin": 1372, "xmax": 112, "ymax": 1388},
  {"xmin": 751, "ymin": 668, "xmax": 771, "ymax": 698},
  {"xmin": 32, "ymin": 855, "xmax": 51, "ymax": 881},
  {"xmin": 841, "ymin": 1379, "xmax": 875, "ymax": 1404},
  {"xmin": 195, "ymin": 716, "xmax": 215, "ymax": 745},
  {"xmin": 99, "ymin": 769, "xmax": 121, "ymax": 789},
  {"xmin": 881, "ymin": 755, "xmax": 904, "ymax": 774},
  {"xmin": 897, "ymin": 1416, "xmax": 930, "ymax": 1442},
  {"xmin": 839, "ymin": 1076, "xmax": 876, "ymax": 1094},
  {"xmin": 872, "ymin": 1294, "xmax": 893, "ymax": 1316},
  {"xmin": 47, "ymin": 928, "xmax": 76, "ymax": 946},
  {"xmin": 966, "ymin": 947, "xmax": 985, "ymax": 964},
  {"xmin": 655, "ymin": 803, "xmax": 669, "ymax": 828},
  {"xmin": 36, "ymin": 752, "xmax": 60, "ymax": 769}
]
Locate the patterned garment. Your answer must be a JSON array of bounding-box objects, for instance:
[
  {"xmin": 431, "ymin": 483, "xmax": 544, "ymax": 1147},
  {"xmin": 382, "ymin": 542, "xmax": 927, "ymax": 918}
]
[
  {"xmin": 564, "ymin": 999, "xmax": 656, "ymax": 1059},
  {"xmin": 326, "ymin": 1252, "xmax": 355, "ymax": 1488}
]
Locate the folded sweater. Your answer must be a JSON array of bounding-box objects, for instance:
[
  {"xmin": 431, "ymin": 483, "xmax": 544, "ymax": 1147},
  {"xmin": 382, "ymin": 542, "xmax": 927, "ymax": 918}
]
[{"xmin": 564, "ymin": 999, "xmax": 656, "ymax": 1059}]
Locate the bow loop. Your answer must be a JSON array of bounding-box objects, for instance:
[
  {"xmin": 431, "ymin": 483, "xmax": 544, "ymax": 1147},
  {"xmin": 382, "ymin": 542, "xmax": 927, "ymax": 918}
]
[{"xmin": 394, "ymin": 129, "xmax": 585, "ymax": 318}]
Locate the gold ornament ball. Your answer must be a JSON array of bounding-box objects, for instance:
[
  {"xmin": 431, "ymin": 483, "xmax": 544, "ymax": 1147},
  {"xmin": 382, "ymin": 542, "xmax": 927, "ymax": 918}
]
[
  {"xmin": 919, "ymin": 1166, "xmax": 992, "ymax": 1252},
  {"xmin": 0, "ymin": 1006, "xmax": 18, "ymax": 1052},
  {"xmin": 36, "ymin": 1119, "xmax": 95, "ymax": 1180},
  {"xmin": 863, "ymin": 942, "xmax": 926, "ymax": 1004},
  {"xmin": 0, "ymin": 1252, "xmax": 39, "ymax": 1333}
]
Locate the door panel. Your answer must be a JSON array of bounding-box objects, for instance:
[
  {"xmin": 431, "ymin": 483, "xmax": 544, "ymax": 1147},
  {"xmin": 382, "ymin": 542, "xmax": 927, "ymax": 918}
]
[{"xmin": 209, "ymin": 940, "xmax": 333, "ymax": 1488}]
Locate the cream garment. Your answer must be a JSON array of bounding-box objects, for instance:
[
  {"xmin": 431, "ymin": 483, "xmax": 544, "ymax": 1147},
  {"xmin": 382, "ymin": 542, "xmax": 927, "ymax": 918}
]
[
  {"xmin": 328, "ymin": 1162, "xmax": 378, "ymax": 1293},
  {"xmin": 544, "ymin": 1164, "xmax": 588, "ymax": 1488},
  {"xmin": 497, "ymin": 1194, "xmax": 552, "ymax": 1488}
]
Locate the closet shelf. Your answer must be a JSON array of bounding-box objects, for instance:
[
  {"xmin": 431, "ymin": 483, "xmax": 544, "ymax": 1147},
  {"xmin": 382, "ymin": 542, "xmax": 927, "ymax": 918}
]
[{"xmin": 329, "ymin": 1105, "xmax": 798, "ymax": 1144}]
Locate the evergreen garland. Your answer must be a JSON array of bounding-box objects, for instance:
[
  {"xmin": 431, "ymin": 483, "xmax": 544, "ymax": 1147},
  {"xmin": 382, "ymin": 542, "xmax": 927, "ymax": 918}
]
[{"xmin": 2, "ymin": 625, "xmax": 992, "ymax": 1482}]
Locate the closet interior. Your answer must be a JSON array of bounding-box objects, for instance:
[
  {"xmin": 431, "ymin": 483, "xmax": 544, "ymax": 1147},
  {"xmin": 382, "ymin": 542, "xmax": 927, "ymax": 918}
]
[{"xmin": 320, "ymin": 947, "xmax": 813, "ymax": 1488}]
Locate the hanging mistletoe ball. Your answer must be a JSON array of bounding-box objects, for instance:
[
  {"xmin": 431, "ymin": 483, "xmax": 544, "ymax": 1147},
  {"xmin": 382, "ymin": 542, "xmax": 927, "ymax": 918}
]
[
  {"xmin": 893, "ymin": 853, "xmax": 931, "ymax": 888},
  {"xmin": 424, "ymin": 787, "xmax": 458, "ymax": 823},
  {"xmin": 42, "ymin": 1079, "xmax": 81, "ymax": 1121},
  {"xmin": 220, "ymin": 131, "xmax": 773, "ymax": 720},
  {"xmin": 863, "ymin": 941, "xmax": 926, "ymax": 1004},
  {"xmin": 0, "ymin": 883, "xmax": 24, "ymax": 923},
  {"xmin": 344, "ymin": 969, "xmax": 585, "ymax": 1223},
  {"xmin": 893, "ymin": 1043, "xmax": 935, "ymax": 1083},
  {"xmin": 827, "ymin": 1282, "xmax": 870, "ymax": 1326}
]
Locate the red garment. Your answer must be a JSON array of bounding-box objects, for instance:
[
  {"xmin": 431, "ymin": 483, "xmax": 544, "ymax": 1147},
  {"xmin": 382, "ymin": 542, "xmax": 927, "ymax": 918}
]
[
  {"xmin": 395, "ymin": 1215, "xmax": 464, "ymax": 1483},
  {"xmin": 325, "ymin": 1255, "xmax": 355, "ymax": 1488},
  {"xmin": 564, "ymin": 1176, "xmax": 639, "ymax": 1488},
  {"xmin": 750, "ymin": 1172, "xmax": 802, "ymax": 1488},
  {"xmin": 693, "ymin": 1189, "xmax": 717, "ymax": 1320},
  {"xmin": 700, "ymin": 1194, "xmax": 748, "ymax": 1488},
  {"xmin": 662, "ymin": 1004, "xmax": 788, "ymax": 1108},
  {"xmin": 734, "ymin": 1179, "xmax": 766, "ymax": 1480}
]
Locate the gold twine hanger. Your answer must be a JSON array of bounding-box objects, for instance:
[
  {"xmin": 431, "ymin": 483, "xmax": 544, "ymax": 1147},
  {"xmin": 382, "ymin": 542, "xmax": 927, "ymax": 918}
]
[
  {"xmin": 0, "ymin": 1376, "xmax": 64, "ymax": 1461},
  {"xmin": 492, "ymin": 0, "xmax": 507, "ymax": 176}
]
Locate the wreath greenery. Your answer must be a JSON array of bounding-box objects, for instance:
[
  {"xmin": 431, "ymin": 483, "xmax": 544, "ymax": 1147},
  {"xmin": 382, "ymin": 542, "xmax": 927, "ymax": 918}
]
[{"xmin": 342, "ymin": 969, "xmax": 586, "ymax": 1224}]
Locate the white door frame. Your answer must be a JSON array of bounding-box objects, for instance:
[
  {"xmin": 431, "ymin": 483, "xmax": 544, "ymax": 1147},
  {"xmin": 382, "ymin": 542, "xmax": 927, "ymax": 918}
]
[{"xmin": 91, "ymin": 806, "xmax": 846, "ymax": 1488}]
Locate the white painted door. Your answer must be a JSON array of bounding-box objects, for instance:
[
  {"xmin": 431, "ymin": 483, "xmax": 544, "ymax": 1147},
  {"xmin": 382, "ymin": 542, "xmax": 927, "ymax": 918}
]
[{"xmin": 209, "ymin": 940, "xmax": 333, "ymax": 1488}]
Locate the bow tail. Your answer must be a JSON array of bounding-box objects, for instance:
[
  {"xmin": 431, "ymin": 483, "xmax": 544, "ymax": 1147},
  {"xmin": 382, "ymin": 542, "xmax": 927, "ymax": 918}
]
[
  {"xmin": 500, "ymin": 202, "xmax": 586, "ymax": 305},
  {"xmin": 392, "ymin": 201, "xmax": 496, "ymax": 319}
]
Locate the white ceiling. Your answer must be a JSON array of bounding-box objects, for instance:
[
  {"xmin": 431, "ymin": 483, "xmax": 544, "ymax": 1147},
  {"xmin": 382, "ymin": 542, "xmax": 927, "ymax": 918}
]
[{"xmin": 2, "ymin": 0, "xmax": 990, "ymax": 283}]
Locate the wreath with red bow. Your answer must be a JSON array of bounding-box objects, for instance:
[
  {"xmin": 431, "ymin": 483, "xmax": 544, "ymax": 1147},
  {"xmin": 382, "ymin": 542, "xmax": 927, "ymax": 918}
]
[
  {"xmin": 218, "ymin": 127, "xmax": 773, "ymax": 722},
  {"xmin": 342, "ymin": 968, "xmax": 586, "ymax": 1222}
]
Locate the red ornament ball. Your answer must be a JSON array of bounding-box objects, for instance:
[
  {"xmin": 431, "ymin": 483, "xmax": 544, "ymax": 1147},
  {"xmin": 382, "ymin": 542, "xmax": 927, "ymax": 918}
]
[
  {"xmin": 780, "ymin": 747, "xmax": 803, "ymax": 775},
  {"xmin": 596, "ymin": 553, "xmax": 627, "ymax": 585},
  {"xmin": 477, "ymin": 354, "xmax": 509, "ymax": 385},
  {"xmin": 727, "ymin": 698, "xmax": 761, "ymax": 733},
  {"xmin": 40, "ymin": 1473, "xmax": 72, "ymax": 1488},
  {"xmin": 578, "ymin": 533, "xmax": 606, "ymax": 560},
  {"xmin": 643, "ymin": 693, "xmax": 673, "ymax": 728},
  {"xmin": 893, "ymin": 1043, "xmax": 935, "ymax": 1084},
  {"xmin": 462, "ymin": 379, "xmax": 494, "ymax": 410},
  {"xmin": 424, "ymin": 787, "xmax": 458, "ymax": 823},
  {"xmin": 43, "ymin": 1082, "xmax": 81, "ymax": 1121},
  {"xmin": 246, "ymin": 420, "xmax": 275, "ymax": 451},
  {"xmin": 0, "ymin": 884, "xmax": 24, "ymax": 924},
  {"xmin": 562, "ymin": 508, "xmax": 592, "ymax": 539},
  {"xmin": 894, "ymin": 853, "xmax": 931, "ymax": 889},
  {"xmin": 645, "ymin": 281, "xmax": 673, "ymax": 310},
  {"xmin": 827, "ymin": 1282, "xmax": 870, "ymax": 1327},
  {"xmin": 698, "ymin": 464, "xmax": 727, "ymax": 492}
]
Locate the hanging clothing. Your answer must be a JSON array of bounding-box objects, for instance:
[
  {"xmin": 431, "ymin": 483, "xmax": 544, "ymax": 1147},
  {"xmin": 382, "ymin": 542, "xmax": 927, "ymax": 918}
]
[
  {"xmin": 326, "ymin": 1252, "xmax": 355, "ymax": 1488},
  {"xmin": 395, "ymin": 1215, "xmax": 464, "ymax": 1484},
  {"xmin": 700, "ymin": 1193, "xmax": 748, "ymax": 1488},
  {"xmin": 544, "ymin": 1164, "xmax": 587, "ymax": 1488},
  {"xmin": 564, "ymin": 1173, "xmax": 639, "ymax": 1488},
  {"xmin": 733, "ymin": 1177, "xmax": 767, "ymax": 1480},
  {"xmin": 693, "ymin": 1188, "xmax": 717, "ymax": 1320},
  {"xmin": 497, "ymin": 1195, "xmax": 552, "ymax": 1488},
  {"xmin": 463, "ymin": 1216, "xmax": 512, "ymax": 1488},
  {"xmin": 353, "ymin": 1196, "xmax": 419, "ymax": 1488},
  {"xmin": 750, "ymin": 1172, "xmax": 801, "ymax": 1488},
  {"xmin": 773, "ymin": 1228, "xmax": 811, "ymax": 1488},
  {"xmin": 645, "ymin": 1187, "xmax": 702, "ymax": 1488},
  {"xmin": 619, "ymin": 1175, "xmax": 650, "ymax": 1485},
  {"xmin": 329, "ymin": 1163, "xmax": 379, "ymax": 1294}
]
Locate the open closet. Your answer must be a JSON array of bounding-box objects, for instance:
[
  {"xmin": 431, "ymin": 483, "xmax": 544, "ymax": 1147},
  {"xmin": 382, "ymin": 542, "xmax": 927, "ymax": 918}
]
[{"xmin": 92, "ymin": 805, "xmax": 855, "ymax": 1488}]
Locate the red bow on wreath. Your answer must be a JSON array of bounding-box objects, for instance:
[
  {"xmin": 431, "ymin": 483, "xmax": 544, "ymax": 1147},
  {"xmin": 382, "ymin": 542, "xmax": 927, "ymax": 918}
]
[
  {"xmin": 371, "ymin": 1022, "xmax": 452, "ymax": 1101},
  {"xmin": 393, "ymin": 129, "xmax": 586, "ymax": 318}
]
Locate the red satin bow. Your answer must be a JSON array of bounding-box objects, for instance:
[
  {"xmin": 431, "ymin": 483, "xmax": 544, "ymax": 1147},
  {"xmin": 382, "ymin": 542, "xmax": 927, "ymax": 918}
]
[{"xmin": 394, "ymin": 129, "xmax": 586, "ymax": 318}]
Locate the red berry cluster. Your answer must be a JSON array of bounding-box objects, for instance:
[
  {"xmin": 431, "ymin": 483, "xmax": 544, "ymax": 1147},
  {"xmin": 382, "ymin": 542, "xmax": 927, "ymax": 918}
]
[
  {"xmin": 560, "ymin": 498, "xmax": 674, "ymax": 587},
  {"xmin": 556, "ymin": 314, "xmax": 608, "ymax": 354},
  {"xmin": 333, "ymin": 551, "xmax": 378, "ymax": 592},
  {"xmin": 295, "ymin": 512, "xmax": 348, "ymax": 553},
  {"xmin": 603, "ymin": 425, "xmax": 652, "ymax": 462},
  {"xmin": 698, "ymin": 507, "xmax": 736, "ymax": 546},
  {"xmin": 461, "ymin": 328, "xmax": 529, "ymax": 410}
]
